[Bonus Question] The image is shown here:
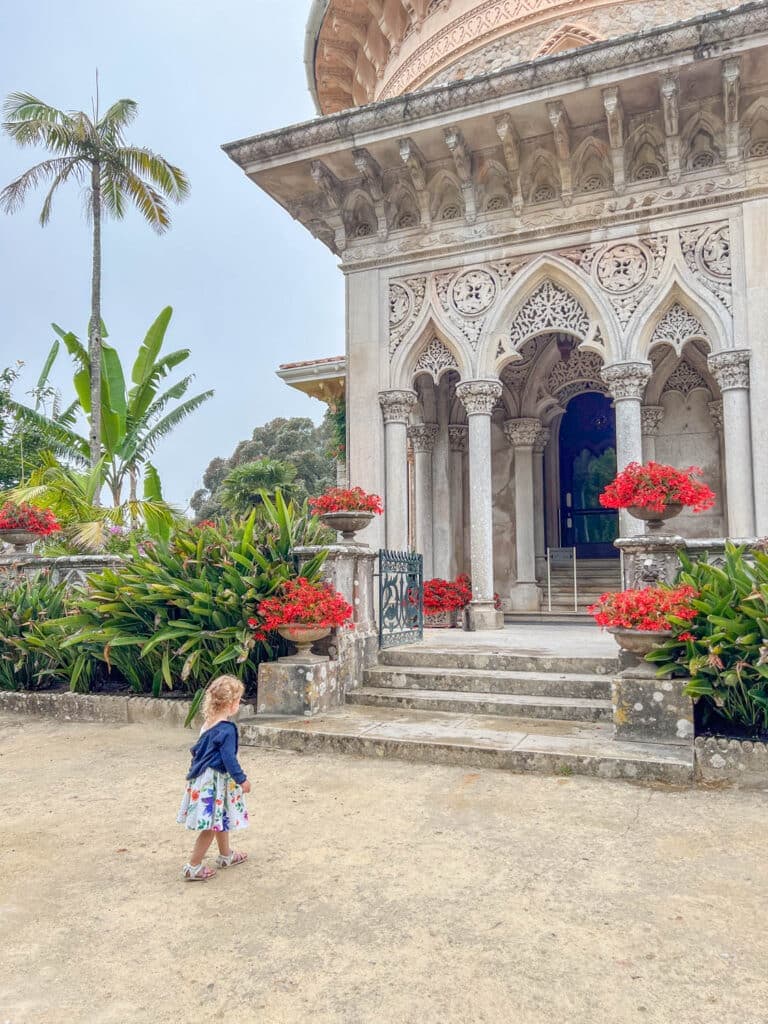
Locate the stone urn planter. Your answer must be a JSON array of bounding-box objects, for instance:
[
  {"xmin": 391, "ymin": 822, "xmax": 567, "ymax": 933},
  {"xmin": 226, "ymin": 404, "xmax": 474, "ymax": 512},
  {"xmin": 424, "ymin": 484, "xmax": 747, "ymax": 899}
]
[
  {"xmin": 608, "ymin": 627, "xmax": 672, "ymax": 657},
  {"xmin": 627, "ymin": 503, "xmax": 683, "ymax": 533},
  {"xmin": 0, "ymin": 529, "xmax": 40, "ymax": 558},
  {"xmin": 276, "ymin": 624, "xmax": 332, "ymax": 662},
  {"xmin": 318, "ymin": 510, "xmax": 374, "ymax": 543},
  {"xmin": 424, "ymin": 610, "xmax": 455, "ymax": 629}
]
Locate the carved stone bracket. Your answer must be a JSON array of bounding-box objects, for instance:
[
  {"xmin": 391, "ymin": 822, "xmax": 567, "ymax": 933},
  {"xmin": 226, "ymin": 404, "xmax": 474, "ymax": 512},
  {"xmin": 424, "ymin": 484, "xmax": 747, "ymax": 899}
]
[
  {"xmin": 352, "ymin": 147, "xmax": 388, "ymax": 238},
  {"xmin": 546, "ymin": 101, "xmax": 572, "ymax": 205},
  {"xmin": 660, "ymin": 73, "xmax": 681, "ymax": 183},
  {"xmin": 407, "ymin": 422, "xmax": 439, "ymax": 452},
  {"xmin": 602, "ymin": 87, "xmax": 626, "ymax": 194},
  {"xmin": 708, "ymin": 349, "xmax": 750, "ymax": 390},
  {"xmin": 399, "ymin": 137, "xmax": 431, "ymax": 227},
  {"xmin": 379, "ymin": 389, "xmax": 417, "ymax": 423},
  {"xmin": 495, "ymin": 114, "xmax": 523, "ymax": 214},
  {"xmin": 456, "ymin": 379, "xmax": 502, "ymax": 416},
  {"xmin": 444, "ymin": 126, "xmax": 476, "ymax": 224},
  {"xmin": 722, "ymin": 57, "xmax": 742, "ymax": 169},
  {"xmin": 503, "ymin": 418, "xmax": 542, "ymax": 448},
  {"xmin": 601, "ymin": 361, "xmax": 652, "ymax": 401},
  {"xmin": 310, "ymin": 160, "xmax": 347, "ymax": 250}
]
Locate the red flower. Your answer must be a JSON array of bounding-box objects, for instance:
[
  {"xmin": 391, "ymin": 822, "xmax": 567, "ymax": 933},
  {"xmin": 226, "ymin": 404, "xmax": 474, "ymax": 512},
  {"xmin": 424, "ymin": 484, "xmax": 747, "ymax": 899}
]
[
  {"xmin": 308, "ymin": 487, "xmax": 384, "ymax": 515},
  {"xmin": 0, "ymin": 501, "xmax": 61, "ymax": 536},
  {"xmin": 251, "ymin": 577, "xmax": 354, "ymax": 641},
  {"xmin": 587, "ymin": 585, "xmax": 698, "ymax": 631},
  {"xmin": 678, "ymin": 632, "xmax": 696, "ymax": 642},
  {"xmin": 423, "ymin": 575, "xmax": 475, "ymax": 614},
  {"xmin": 599, "ymin": 462, "xmax": 715, "ymax": 514}
]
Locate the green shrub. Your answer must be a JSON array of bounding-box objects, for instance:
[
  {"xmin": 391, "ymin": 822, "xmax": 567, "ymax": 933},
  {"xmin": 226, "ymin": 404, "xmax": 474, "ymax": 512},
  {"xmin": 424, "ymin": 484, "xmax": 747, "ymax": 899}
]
[
  {"xmin": 10, "ymin": 492, "xmax": 331, "ymax": 699},
  {"xmin": 0, "ymin": 575, "xmax": 82, "ymax": 690},
  {"xmin": 647, "ymin": 544, "xmax": 768, "ymax": 733}
]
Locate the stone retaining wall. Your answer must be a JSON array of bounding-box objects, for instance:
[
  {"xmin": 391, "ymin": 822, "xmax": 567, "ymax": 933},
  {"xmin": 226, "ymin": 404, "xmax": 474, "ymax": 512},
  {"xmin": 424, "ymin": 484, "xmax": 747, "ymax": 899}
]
[
  {"xmin": 695, "ymin": 736, "xmax": 768, "ymax": 788},
  {"xmin": 0, "ymin": 690, "xmax": 200, "ymax": 729}
]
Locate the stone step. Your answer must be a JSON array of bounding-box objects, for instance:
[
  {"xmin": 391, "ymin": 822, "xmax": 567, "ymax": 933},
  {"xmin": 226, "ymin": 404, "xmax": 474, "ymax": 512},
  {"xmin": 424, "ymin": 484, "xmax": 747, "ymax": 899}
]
[
  {"xmin": 240, "ymin": 706, "xmax": 693, "ymax": 786},
  {"xmin": 378, "ymin": 647, "xmax": 619, "ymax": 675},
  {"xmin": 363, "ymin": 663, "xmax": 612, "ymax": 699},
  {"xmin": 348, "ymin": 686, "xmax": 612, "ymax": 722}
]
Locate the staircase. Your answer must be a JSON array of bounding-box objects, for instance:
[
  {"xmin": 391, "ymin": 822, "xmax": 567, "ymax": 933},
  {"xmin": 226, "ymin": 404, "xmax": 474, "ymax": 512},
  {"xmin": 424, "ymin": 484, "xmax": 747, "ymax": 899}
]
[
  {"xmin": 543, "ymin": 558, "xmax": 623, "ymax": 614},
  {"xmin": 241, "ymin": 633, "xmax": 693, "ymax": 785}
]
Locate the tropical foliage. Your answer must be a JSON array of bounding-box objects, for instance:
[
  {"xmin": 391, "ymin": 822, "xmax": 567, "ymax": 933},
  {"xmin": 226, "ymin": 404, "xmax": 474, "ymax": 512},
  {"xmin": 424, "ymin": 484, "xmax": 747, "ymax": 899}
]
[
  {"xmin": 191, "ymin": 416, "xmax": 336, "ymax": 521},
  {"xmin": 647, "ymin": 545, "xmax": 768, "ymax": 734},
  {"xmin": 0, "ymin": 363, "xmax": 53, "ymax": 488},
  {"xmin": 0, "ymin": 575, "xmax": 71, "ymax": 690},
  {"xmin": 1, "ymin": 90, "xmax": 189, "ymax": 466},
  {"xmin": 4, "ymin": 493, "xmax": 328, "ymax": 707},
  {"xmin": 220, "ymin": 458, "xmax": 299, "ymax": 515}
]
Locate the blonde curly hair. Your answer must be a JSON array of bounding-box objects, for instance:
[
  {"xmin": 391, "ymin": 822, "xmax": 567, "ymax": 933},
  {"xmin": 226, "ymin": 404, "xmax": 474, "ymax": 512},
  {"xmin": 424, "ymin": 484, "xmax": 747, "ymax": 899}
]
[{"xmin": 201, "ymin": 675, "xmax": 244, "ymax": 723}]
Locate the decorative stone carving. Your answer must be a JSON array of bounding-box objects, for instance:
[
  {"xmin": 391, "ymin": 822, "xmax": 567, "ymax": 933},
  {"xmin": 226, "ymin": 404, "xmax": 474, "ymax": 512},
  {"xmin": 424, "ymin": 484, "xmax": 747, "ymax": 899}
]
[
  {"xmin": 601, "ymin": 361, "xmax": 652, "ymax": 401},
  {"xmin": 407, "ymin": 422, "xmax": 439, "ymax": 452},
  {"xmin": 546, "ymin": 350, "xmax": 606, "ymax": 400},
  {"xmin": 503, "ymin": 418, "xmax": 541, "ymax": 448},
  {"xmin": 641, "ymin": 406, "xmax": 664, "ymax": 436},
  {"xmin": 680, "ymin": 224, "xmax": 732, "ymax": 312},
  {"xmin": 451, "ymin": 269, "xmax": 496, "ymax": 315},
  {"xmin": 595, "ymin": 244, "xmax": 649, "ymax": 293},
  {"xmin": 500, "ymin": 337, "xmax": 541, "ymax": 392},
  {"xmin": 708, "ymin": 349, "xmax": 751, "ymax": 390},
  {"xmin": 379, "ymin": 389, "xmax": 418, "ymax": 423},
  {"xmin": 448, "ymin": 424, "xmax": 468, "ymax": 452},
  {"xmin": 456, "ymin": 379, "xmax": 502, "ymax": 416},
  {"xmin": 662, "ymin": 359, "xmax": 709, "ymax": 396},
  {"xmin": 507, "ymin": 281, "xmax": 590, "ymax": 353},
  {"xmin": 413, "ymin": 337, "xmax": 458, "ymax": 382},
  {"xmin": 388, "ymin": 277, "xmax": 427, "ymax": 355},
  {"xmin": 533, "ymin": 425, "xmax": 551, "ymax": 453},
  {"xmin": 651, "ymin": 303, "xmax": 707, "ymax": 351},
  {"xmin": 708, "ymin": 399, "xmax": 724, "ymax": 430}
]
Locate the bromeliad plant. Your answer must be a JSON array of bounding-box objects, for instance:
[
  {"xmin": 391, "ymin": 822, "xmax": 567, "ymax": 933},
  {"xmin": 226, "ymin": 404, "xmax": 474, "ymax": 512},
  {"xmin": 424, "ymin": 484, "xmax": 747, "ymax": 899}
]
[
  {"xmin": 646, "ymin": 544, "xmax": 768, "ymax": 734},
  {"xmin": 309, "ymin": 486, "xmax": 383, "ymax": 516},
  {"xmin": 587, "ymin": 585, "xmax": 698, "ymax": 632},
  {"xmin": 0, "ymin": 575, "xmax": 73, "ymax": 690},
  {"xmin": 599, "ymin": 462, "xmax": 715, "ymax": 514},
  {"xmin": 249, "ymin": 577, "xmax": 353, "ymax": 642},
  {"xmin": 0, "ymin": 501, "xmax": 60, "ymax": 535}
]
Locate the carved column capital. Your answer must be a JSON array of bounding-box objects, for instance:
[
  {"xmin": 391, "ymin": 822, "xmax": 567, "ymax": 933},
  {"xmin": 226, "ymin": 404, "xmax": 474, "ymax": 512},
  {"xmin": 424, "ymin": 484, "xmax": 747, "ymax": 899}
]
[
  {"xmin": 456, "ymin": 379, "xmax": 502, "ymax": 417},
  {"xmin": 708, "ymin": 399, "xmax": 724, "ymax": 431},
  {"xmin": 641, "ymin": 406, "xmax": 664, "ymax": 437},
  {"xmin": 379, "ymin": 389, "xmax": 417, "ymax": 424},
  {"xmin": 601, "ymin": 361, "xmax": 652, "ymax": 401},
  {"xmin": 407, "ymin": 422, "xmax": 439, "ymax": 453},
  {"xmin": 533, "ymin": 426, "xmax": 551, "ymax": 454},
  {"xmin": 503, "ymin": 418, "xmax": 542, "ymax": 448},
  {"xmin": 448, "ymin": 424, "xmax": 468, "ymax": 452},
  {"xmin": 708, "ymin": 350, "xmax": 750, "ymax": 390}
]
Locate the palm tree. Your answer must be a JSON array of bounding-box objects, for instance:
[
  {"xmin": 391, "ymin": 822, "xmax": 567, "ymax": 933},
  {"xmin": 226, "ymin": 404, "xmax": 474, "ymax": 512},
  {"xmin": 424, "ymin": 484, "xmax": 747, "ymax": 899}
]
[
  {"xmin": 0, "ymin": 88, "xmax": 190, "ymax": 469},
  {"xmin": 220, "ymin": 459, "xmax": 300, "ymax": 515}
]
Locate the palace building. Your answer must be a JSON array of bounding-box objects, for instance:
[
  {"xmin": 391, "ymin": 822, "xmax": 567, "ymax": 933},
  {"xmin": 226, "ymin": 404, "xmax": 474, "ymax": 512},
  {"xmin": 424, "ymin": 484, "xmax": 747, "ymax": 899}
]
[{"xmin": 225, "ymin": 0, "xmax": 768, "ymax": 628}]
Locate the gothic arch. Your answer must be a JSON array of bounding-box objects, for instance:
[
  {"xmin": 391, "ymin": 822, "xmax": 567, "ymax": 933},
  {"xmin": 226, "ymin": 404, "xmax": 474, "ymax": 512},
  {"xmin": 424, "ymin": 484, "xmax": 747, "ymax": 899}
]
[
  {"xmin": 523, "ymin": 148, "xmax": 560, "ymax": 205},
  {"xmin": 479, "ymin": 255, "xmax": 619, "ymax": 376},
  {"xmin": 386, "ymin": 181, "xmax": 421, "ymax": 230},
  {"xmin": 624, "ymin": 122, "xmax": 667, "ymax": 182},
  {"xmin": 571, "ymin": 136, "xmax": 612, "ymax": 194},
  {"xmin": 628, "ymin": 270, "xmax": 731, "ymax": 359},
  {"xmin": 427, "ymin": 168, "xmax": 464, "ymax": 222},
  {"xmin": 742, "ymin": 96, "xmax": 768, "ymax": 159},
  {"xmin": 681, "ymin": 110, "xmax": 724, "ymax": 171},
  {"xmin": 391, "ymin": 312, "xmax": 470, "ymax": 390},
  {"xmin": 476, "ymin": 158, "xmax": 511, "ymax": 213},
  {"xmin": 645, "ymin": 341, "xmax": 717, "ymax": 406},
  {"xmin": 343, "ymin": 188, "xmax": 377, "ymax": 238}
]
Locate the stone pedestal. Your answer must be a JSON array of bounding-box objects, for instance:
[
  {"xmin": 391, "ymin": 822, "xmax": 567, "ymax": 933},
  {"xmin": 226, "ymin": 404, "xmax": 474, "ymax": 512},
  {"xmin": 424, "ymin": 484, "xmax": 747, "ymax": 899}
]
[
  {"xmin": 615, "ymin": 535, "xmax": 686, "ymax": 588},
  {"xmin": 612, "ymin": 658, "xmax": 694, "ymax": 746},
  {"xmin": 256, "ymin": 660, "xmax": 340, "ymax": 717}
]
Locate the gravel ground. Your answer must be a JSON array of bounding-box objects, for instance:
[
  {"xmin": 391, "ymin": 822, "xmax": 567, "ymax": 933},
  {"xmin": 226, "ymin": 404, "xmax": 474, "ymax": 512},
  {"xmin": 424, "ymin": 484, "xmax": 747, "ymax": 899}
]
[{"xmin": 1, "ymin": 713, "xmax": 767, "ymax": 1024}]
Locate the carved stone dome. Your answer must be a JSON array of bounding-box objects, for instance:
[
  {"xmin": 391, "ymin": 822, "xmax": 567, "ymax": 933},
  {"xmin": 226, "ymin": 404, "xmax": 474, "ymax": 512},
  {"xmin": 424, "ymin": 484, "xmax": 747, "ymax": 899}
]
[{"xmin": 306, "ymin": 0, "xmax": 729, "ymax": 115}]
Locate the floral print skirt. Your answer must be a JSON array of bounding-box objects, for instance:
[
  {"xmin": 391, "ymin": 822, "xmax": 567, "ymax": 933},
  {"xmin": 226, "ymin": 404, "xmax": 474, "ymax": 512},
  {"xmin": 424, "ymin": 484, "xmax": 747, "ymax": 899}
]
[{"xmin": 177, "ymin": 768, "xmax": 249, "ymax": 832}]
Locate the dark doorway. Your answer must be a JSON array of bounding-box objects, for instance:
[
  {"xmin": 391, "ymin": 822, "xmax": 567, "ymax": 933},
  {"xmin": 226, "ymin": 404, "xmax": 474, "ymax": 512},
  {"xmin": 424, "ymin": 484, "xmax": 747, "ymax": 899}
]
[{"xmin": 558, "ymin": 392, "xmax": 618, "ymax": 558}]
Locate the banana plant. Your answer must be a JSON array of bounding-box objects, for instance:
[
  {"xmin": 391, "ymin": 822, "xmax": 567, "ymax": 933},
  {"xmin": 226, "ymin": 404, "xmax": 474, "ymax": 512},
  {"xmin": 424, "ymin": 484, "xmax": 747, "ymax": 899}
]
[{"xmin": 7, "ymin": 306, "xmax": 212, "ymax": 506}]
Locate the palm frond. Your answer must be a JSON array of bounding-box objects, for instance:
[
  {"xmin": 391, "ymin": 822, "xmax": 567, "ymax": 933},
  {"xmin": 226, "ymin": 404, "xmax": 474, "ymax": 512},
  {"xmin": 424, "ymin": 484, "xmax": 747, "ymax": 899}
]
[
  {"xmin": 0, "ymin": 157, "xmax": 83, "ymax": 215},
  {"xmin": 100, "ymin": 166, "xmax": 127, "ymax": 219},
  {"xmin": 39, "ymin": 157, "xmax": 86, "ymax": 224},
  {"xmin": 98, "ymin": 98, "xmax": 139, "ymax": 136},
  {"xmin": 5, "ymin": 399, "xmax": 89, "ymax": 461},
  {"xmin": 2, "ymin": 94, "xmax": 79, "ymax": 152},
  {"xmin": 132, "ymin": 391, "xmax": 214, "ymax": 461},
  {"xmin": 119, "ymin": 170, "xmax": 171, "ymax": 232},
  {"xmin": 116, "ymin": 146, "xmax": 190, "ymax": 201}
]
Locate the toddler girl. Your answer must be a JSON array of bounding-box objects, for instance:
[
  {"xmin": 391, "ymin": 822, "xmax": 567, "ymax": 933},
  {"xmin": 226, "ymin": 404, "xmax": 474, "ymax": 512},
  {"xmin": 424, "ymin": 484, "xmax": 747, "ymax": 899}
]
[{"xmin": 177, "ymin": 674, "xmax": 251, "ymax": 881}]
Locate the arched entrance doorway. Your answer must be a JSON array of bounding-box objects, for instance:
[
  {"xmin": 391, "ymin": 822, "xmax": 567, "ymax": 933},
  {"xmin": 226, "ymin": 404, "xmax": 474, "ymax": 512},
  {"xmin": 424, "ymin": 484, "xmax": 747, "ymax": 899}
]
[{"xmin": 558, "ymin": 392, "xmax": 618, "ymax": 558}]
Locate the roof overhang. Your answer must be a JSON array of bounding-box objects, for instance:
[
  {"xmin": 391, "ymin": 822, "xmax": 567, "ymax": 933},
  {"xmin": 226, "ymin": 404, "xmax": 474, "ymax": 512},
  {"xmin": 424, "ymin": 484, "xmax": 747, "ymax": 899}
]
[{"xmin": 277, "ymin": 356, "xmax": 346, "ymax": 405}]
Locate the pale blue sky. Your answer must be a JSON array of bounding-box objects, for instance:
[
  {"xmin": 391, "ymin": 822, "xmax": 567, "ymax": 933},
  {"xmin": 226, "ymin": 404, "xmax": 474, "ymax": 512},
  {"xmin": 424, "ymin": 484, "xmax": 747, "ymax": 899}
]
[{"xmin": 0, "ymin": 0, "xmax": 344, "ymax": 509}]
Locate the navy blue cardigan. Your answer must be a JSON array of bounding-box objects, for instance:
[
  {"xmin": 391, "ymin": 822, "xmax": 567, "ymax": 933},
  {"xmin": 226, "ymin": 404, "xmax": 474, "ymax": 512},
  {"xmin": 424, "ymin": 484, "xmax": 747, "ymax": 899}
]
[{"xmin": 186, "ymin": 721, "xmax": 247, "ymax": 785}]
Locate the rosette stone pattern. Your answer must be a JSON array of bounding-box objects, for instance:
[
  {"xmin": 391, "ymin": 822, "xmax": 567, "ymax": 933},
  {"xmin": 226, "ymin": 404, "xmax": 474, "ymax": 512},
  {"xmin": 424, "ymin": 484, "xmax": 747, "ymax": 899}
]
[{"xmin": 226, "ymin": 0, "xmax": 766, "ymax": 626}]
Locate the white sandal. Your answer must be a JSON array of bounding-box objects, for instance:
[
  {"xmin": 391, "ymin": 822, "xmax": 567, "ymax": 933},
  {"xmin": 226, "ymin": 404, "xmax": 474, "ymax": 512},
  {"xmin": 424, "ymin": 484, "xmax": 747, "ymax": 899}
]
[
  {"xmin": 215, "ymin": 851, "xmax": 248, "ymax": 869},
  {"xmin": 182, "ymin": 862, "xmax": 216, "ymax": 881}
]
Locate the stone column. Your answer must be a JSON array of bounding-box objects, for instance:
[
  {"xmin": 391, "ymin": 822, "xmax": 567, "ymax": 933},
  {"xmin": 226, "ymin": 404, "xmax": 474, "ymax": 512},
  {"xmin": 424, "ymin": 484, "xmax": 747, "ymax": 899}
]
[
  {"xmin": 641, "ymin": 406, "xmax": 664, "ymax": 463},
  {"xmin": 456, "ymin": 380, "xmax": 504, "ymax": 630},
  {"xmin": 708, "ymin": 350, "xmax": 755, "ymax": 538},
  {"xmin": 431, "ymin": 383, "xmax": 452, "ymax": 580},
  {"xmin": 407, "ymin": 423, "xmax": 439, "ymax": 578},
  {"xmin": 601, "ymin": 361, "xmax": 653, "ymax": 537},
  {"xmin": 448, "ymin": 425, "xmax": 468, "ymax": 577},
  {"xmin": 378, "ymin": 390, "xmax": 417, "ymax": 550},
  {"xmin": 533, "ymin": 426, "xmax": 551, "ymax": 576},
  {"xmin": 504, "ymin": 418, "xmax": 542, "ymax": 611},
  {"xmin": 743, "ymin": 200, "xmax": 768, "ymax": 534},
  {"xmin": 707, "ymin": 399, "xmax": 727, "ymax": 522}
]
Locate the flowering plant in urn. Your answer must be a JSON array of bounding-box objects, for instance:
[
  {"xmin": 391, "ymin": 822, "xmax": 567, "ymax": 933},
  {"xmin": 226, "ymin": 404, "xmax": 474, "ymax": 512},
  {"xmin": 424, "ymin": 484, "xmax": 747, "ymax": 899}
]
[
  {"xmin": 249, "ymin": 577, "xmax": 354, "ymax": 656},
  {"xmin": 588, "ymin": 584, "xmax": 698, "ymax": 656},
  {"xmin": 599, "ymin": 461, "xmax": 715, "ymax": 530},
  {"xmin": 308, "ymin": 486, "xmax": 383, "ymax": 542},
  {"xmin": 0, "ymin": 502, "xmax": 61, "ymax": 536}
]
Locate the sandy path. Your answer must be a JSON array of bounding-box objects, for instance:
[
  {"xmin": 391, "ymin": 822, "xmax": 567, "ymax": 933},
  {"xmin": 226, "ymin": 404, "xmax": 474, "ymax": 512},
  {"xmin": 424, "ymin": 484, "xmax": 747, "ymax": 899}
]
[{"xmin": 1, "ymin": 713, "xmax": 767, "ymax": 1024}]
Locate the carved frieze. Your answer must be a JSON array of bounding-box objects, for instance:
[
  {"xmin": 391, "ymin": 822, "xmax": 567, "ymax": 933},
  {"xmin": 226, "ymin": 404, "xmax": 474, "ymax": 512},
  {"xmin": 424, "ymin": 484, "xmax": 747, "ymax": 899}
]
[
  {"xmin": 389, "ymin": 277, "xmax": 427, "ymax": 355},
  {"xmin": 506, "ymin": 281, "xmax": 590, "ymax": 354},
  {"xmin": 680, "ymin": 223, "xmax": 733, "ymax": 312},
  {"xmin": 546, "ymin": 350, "xmax": 607, "ymax": 400},
  {"xmin": 451, "ymin": 269, "xmax": 497, "ymax": 316},
  {"xmin": 662, "ymin": 360, "xmax": 709, "ymax": 397}
]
